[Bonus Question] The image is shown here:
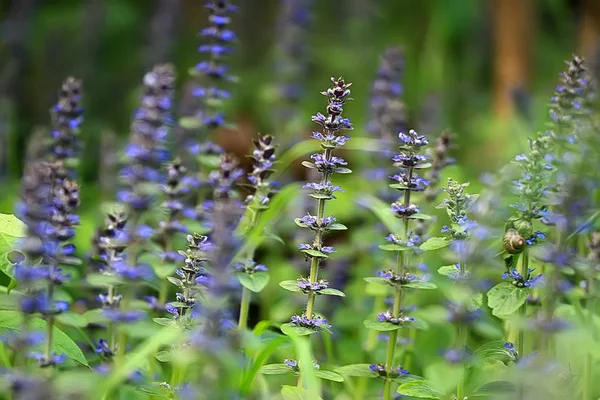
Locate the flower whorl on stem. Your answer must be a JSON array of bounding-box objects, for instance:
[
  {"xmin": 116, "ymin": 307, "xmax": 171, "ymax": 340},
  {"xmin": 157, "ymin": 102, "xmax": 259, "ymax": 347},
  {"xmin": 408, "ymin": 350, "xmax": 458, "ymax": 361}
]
[{"xmin": 288, "ymin": 77, "xmax": 352, "ymax": 332}]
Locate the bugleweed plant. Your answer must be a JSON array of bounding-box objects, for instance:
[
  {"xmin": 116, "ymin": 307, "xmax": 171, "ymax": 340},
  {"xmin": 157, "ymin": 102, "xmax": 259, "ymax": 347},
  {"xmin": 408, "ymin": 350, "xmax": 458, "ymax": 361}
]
[{"xmin": 3, "ymin": 2, "xmax": 600, "ymax": 399}]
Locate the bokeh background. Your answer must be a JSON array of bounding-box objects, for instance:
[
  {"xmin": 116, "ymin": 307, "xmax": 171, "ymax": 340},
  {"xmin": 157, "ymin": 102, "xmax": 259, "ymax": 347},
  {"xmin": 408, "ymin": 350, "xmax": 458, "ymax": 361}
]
[{"xmin": 0, "ymin": 0, "xmax": 599, "ymax": 252}]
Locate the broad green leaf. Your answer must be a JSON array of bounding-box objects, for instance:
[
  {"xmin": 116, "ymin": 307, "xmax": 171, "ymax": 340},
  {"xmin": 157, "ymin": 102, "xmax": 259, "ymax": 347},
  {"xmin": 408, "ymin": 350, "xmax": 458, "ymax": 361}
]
[
  {"xmin": 301, "ymin": 249, "xmax": 328, "ymax": 258},
  {"xmin": 56, "ymin": 311, "xmax": 88, "ymax": 328},
  {"xmin": 153, "ymin": 317, "xmax": 175, "ymax": 327},
  {"xmin": 408, "ymin": 213, "xmax": 433, "ymax": 220},
  {"xmin": 420, "ymin": 236, "xmax": 452, "ymax": 251},
  {"xmin": 379, "ymin": 244, "xmax": 411, "ymax": 251},
  {"xmin": 155, "ymin": 350, "xmax": 172, "ymax": 362},
  {"xmin": 334, "ymin": 167, "xmax": 352, "ymax": 174},
  {"xmin": 318, "ymin": 288, "xmax": 345, "ymax": 297},
  {"xmin": 315, "ymin": 370, "xmax": 344, "ymax": 382},
  {"xmin": 279, "ymin": 280, "xmax": 303, "ymax": 293},
  {"xmin": 281, "ymin": 323, "xmax": 329, "ymax": 336},
  {"xmin": 235, "ymin": 271, "xmax": 270, "ymax": 293},
  {"xmin": 487, "ymin": 281, "xmax": 528, "ymax": 317},
  {"xmin": 0, "ymin": 214, "xmax": 26, "ymax": 281},
  {"xmin": 363, "ymin": 320, "xmax": 402, "ymax": 332},
  {"xmin": 0, "ymin": 311, "xmax": 88, "ymax": 366},
  {"xmin": 473, "ymin": 340, "xmax": 515, "ymax": 365},
  {"xmin": 84, "ymin": 309, "xmax": 107, "ymax": 325},
  {"xmin": 397, "ymin": 380, "xmax": 441, "ymax": 399},
  {"xmin": 364, "ymin": 277, "xmax": 389, "ymax": 285},
  {"xmin": 437, "ymin": 265, "xmax": 460, "ymax": 277},
  {"xmin": 260, "ymin": 363, "xmax": 293, "ymax": 375},
  {"xmin": 327, "ymin": 223, "xmax": 347, "ymax": 230},
  {"xmin": 335, "ymin": 363, "xmax": 378, "ymax": 378},
  {"xmin": 471, "ymin": 381, "xmax": 517, "ymax": 397},
  {"xmin": 425, "ymin": 362, "xmax": 464, "ymax": 395},
  {"xmin": 402, "ymin": 281, "xmax": 437, "ymax": 290},
  {"xmin": 197, "ymin": 154, "xmax": 222, "ymax": 169}
]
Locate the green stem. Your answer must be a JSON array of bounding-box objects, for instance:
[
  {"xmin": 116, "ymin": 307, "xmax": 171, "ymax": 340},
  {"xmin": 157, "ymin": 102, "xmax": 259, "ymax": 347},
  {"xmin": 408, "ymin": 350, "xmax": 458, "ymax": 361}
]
[
  {"xmin": 305, "ymin": 197, "xmax": 325, "ymax": 319},
  {"xmin": 44, "ymin": 283, "xmax": 55, "ymax": 362},
  {"xmin": 583, "ymin": 283, "xmax": 595, "ymax": 400},
  {"xmin": 517, "ymin": 248, "xmax": 529, "ymax": 399},
  {"xmin": 238, "ymin": 287, "xmax": 251, "ymax": 329},
  {"xmin": 456, "ymin": 324, "xmax": 467, "ymax": 400}
]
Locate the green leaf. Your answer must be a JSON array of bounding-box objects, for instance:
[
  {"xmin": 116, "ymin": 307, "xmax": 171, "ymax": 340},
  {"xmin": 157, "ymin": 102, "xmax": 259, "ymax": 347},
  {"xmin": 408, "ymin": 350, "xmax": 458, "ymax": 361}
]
[
  {"xmin": 335, "ymin": 363, "xmax": 378, "ymax": 378},
  {"xmin": 301, "ymin": 161, "xmax": 316, "ymax": 169},
  {"xmin": 155, "ymin": 350, "xmax": 173, "ymax": 362},
  {"xmin": 364, "ymin": 318, "xmax": 428, "ymax": 331},
  {"xmin": 408, "ymin": 213, "xmax": 433, "ymax": 220},
  {"xmin": 364, "ymin": 277, "xmax": 389, "ymax": 285},
  {"xmin": 0, "ymin": 214, "xmax": 26, "ymax": 281},
  {"xmin": 334, "ymin": 167, "xmax": 352, "ymax": 174},
  {"xmin": 318, "ymin": 288, "xmax": 345, "ymax": 297},
  {"xmin": 414, "ymin": 162, "xmax": 432, "ymax": 169},
  {"xmin": 309, "ymin": 193, "xmax": 334, "ymax": 200},
  {"xmin": 153, "ymin": 317, "xmax": 175, "ymax": 327},
  {"xmin": 235, "ymin": 271, "xmax": 270, "ymax": 293},
  {"xmin": 487, "ymin": 281, "xmax": 528, "ymax": 317},
  {"xmin": 437, "ymin": 265, "xmax": 460, "ymax": 277},
  {"xmin": 178, "ymin": 116, "xmax": 202, "ymax": 129},
  {"xmin": 197, "ymin": 154, "xmax": 222, "ymax": 169},
  {"xmin": 281, "ymin": 323, "xmax": 330, "ymax": 336},
  {"xmin": 279, "ymin": 280, "xmax": 303, "ymax": 293},
  {"xmin": 420, "ymin": 236, "xmax": 452, "ymax": 251},
  {"xmin": 379, "ymin": 244, "xmax": 411, "ymax": 251},
  {"xmin": 260, "ymin": 363, "xmax": 293, "ymax": 375},
  {"xmin": 0, "ymin": 311, "xmax": 88, "ymax": 366},
  {"xmin": 56, "ymin": 311, "xmax": 88, "ymax": 328},
  {"xmin": 363, "ymin": 320, "xmax": 402, "ymax": 332},
  {"xmin": 473, "ymin": 340, "xmax": 515, "ymax": 364},
  {"xmin": 327, "ymin": 223, "xmax": 347, "ymax": 230},
  {"xmin": 402, "ymin": 281, "xmax": 437, "ymax": 290},
  {"xmin": 397, "ymin": 380, "xmax": 441, "ymax": 399},
  {"xmin": 300, "ymin": 249, "xmax": 329, "ymax": 258},
  {"xmin": 315, "ymin": 370, "xmax": 344, "ymax": 382},
  {"xmin": 471, "ymin": 381, "xmax": 517, "ymax": 397}
]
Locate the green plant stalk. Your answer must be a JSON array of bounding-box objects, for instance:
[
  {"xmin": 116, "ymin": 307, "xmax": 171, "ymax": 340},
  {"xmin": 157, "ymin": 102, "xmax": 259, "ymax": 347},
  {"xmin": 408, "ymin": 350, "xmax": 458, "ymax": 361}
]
[
  {"xmin": 517, "ymin": 248, "xmax": 529, "ymax": 399},
  {"xmin": 44, "ymin": 276, "xmax": 55, "ymax": 362},
  {"xmin": 305, "ymin": 188, "xmax": 327, "ymax": 319},
  {"xmin": 456, "ymin": 324, "xmax": 467, "ymax": 400},
  {"xmin": 383, "ymin": 168, "xmax": 413, "ymax": 400},
  {"xmin": 583, "ymin": 278, "xmax": 595, "ymax": 400},
  {"xmin": 238, "ymin": 287, "xmax": 252, "ymax": 329}
]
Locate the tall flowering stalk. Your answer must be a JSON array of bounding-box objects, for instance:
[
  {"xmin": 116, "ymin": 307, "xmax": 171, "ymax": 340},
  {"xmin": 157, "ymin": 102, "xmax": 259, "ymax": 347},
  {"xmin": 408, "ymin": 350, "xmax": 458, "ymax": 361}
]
[
  {"xmin": 98, "ymin": 64, "xmax": 175, "ymax": 364},
  {"xmin": 376, "ymin": 129, "xmax": 431, "ymax": 400},
  {"xmin": 14, "ymin": 162, "xmax": 66, "ymax": 367},
  {"xmin": 434, "ymin": 179, "xmax": 481, "ymax": 399},
  {"xmin": 47, "ymin": 77, "xmax": 84, "ymax": 168},
  {"xmin": 280, "ymin": 77, "xmax": 352, "ymax": 379},
  {"xmin": 273, "ymin": 0, "xmax": 313, "ymax": 132},
  {"xmin": 236, "ymin": 134, "xmax": 277, "ymax": 329},
  {"xmin": 38, "ymin": 78, "xmax": 83, "ymax": 367},
  {"xmin": 367, "ymin": 47, "xmax": 407, "ymax": 144},
  {"xmin": 182, "ymin": 0, "xmax": 236, "ymax": 155}
]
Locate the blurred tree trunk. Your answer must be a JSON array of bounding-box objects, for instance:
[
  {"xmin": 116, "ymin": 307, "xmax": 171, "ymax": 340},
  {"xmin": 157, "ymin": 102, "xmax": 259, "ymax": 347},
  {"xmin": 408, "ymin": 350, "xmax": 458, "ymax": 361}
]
[
  {"xmin": 579, "ymin": 0, "xmax": 600, "ymax": 58},
  {"xmin": 0, "ymin": 0, "xmax": 36, "ymax": 179},
  {"xmin": 492, "ymin": 0, "xmax": 532, "ymax": 118}
]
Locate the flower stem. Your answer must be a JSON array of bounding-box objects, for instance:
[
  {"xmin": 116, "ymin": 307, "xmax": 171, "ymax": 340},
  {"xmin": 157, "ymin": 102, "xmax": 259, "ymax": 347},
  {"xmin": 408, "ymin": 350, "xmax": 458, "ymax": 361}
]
[
  {"xmin": 517, "ymin": 247, "xmax": 529, "ymax": 399},
  {"xmin": 456, "ymin": 324, "xmax": 467, "ymax": 400},
  {"xmin": 583, "ymin": 280, "xmax": 596, "ymax": 400},
  {"xmin": 238, "ymin": 287, "xmax": 251, "ymax": 329},
  {"xmin": 44, "ymin": 280, "xmax": 55, "ymax": 362},
  {"xmin": 305, "ymin": 195, "xmax": 326, "ymax": 319}
]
